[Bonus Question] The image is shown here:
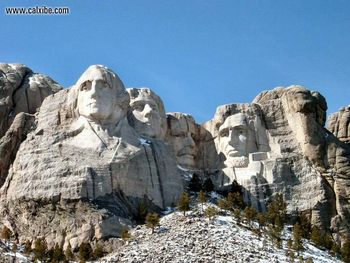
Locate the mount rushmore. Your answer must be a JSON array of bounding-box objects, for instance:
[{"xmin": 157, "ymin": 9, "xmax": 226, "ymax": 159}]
[{"xmin": 0, "ymin": 63, "xmax": 349, "ymax": 250}]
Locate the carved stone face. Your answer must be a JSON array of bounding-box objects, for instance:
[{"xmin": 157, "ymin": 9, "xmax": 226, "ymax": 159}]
[
  {"xmin": 128, "ymin": 88, "xmax": 166, "ymax": 139},
  {"xmin": 77, "ymin": 65, "xmax": 128, "ymax": 125},
  {"xmin": 167, "ymin": 113, "xmax": 198, "ymax": 168},
  {"xmin": 217, "ymin": 113, "xmax": 249, "ymax": 167}
]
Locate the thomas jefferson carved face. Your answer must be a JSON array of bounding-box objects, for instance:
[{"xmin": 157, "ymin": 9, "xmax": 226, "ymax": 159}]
[
  {"xmin": 167, "ymin": 113, "xmax": 198, "ymax": 168},
  {"xmin": 128, "ymin": 88, "xmax": 166, "ymax": 139},
  {"xmin": 77, "ymin": 65, "xmax": 128, "ymax": 125},
  {"xmin": 217, "ymin": 113, "xmax": 249, "ymax": 167}
]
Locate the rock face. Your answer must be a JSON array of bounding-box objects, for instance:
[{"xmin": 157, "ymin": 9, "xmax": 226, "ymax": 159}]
[
  {"xmin": 0, "ymin": 65, "xmax": 183, "ymax": 249},
  {"xmin": 328, "ymin": 106, "xmax": 350, "ymax": 144},
  {"xmin": 0, "ymin": 64, "xmax": 62, "ymax": 138},
  {"xmin": 1, "ymin": 65, "xmax": 350, "ymax": 248},
  {"xmin": 0, "ymin": 64, "xmax": 62, "ymax": 189}
]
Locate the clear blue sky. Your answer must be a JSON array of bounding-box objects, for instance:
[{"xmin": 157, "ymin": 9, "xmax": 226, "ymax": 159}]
[{"xmin": 1, "ymin": 0, "xmax": 350, "ymax": 123}]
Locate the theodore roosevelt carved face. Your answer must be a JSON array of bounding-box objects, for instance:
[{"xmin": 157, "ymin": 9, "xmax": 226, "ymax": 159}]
[{"xmin": 167, "ymin": 113, "xmax": 198, "ymax": 168}]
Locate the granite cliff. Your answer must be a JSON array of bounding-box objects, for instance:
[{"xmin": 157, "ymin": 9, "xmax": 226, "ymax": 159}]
[{"xmin": 0, "ymin": 64, "xmax": 350, "ymax": 251}]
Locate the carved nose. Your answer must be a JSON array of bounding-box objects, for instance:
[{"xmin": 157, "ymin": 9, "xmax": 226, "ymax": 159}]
[
  {"xmin": 185, "ymin": 134, "xmax": 195, "ymax": 147},
  {"xmin": 90, "ymin": 81, "xmax": 98, "ymax": 98},
  {"xmin": 228, "ymin": 129, "xmax": 238, "ymax": 144}
]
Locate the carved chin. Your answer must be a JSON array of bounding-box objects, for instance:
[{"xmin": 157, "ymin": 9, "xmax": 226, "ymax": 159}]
[{"xmin": 225, "ymin": 156, "xmax": 249, "ymax": 168}]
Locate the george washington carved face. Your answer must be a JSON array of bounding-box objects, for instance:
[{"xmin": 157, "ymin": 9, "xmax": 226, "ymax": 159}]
[{"xmin": 76, "ymin": 65, "xmax": 129, "ymax": 125}]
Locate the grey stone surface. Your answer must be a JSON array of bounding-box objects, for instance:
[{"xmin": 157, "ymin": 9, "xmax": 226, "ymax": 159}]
[
  {"xmin": 328, "ymin": 106, "xmax": 350, "ymax": 144},
  {"xmin": 0, "ymin": 63, "xmax": 62, "ymax": 138}
]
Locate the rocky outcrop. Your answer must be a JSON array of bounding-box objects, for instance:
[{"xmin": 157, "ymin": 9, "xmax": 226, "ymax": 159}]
[
  {"xmin": 1, "ymin": 64, "xmax": 350, "ymax": 248},
  {"xmin": 0, "ymin": 64, "xmax": 62, "ymax": 138},
  {"xmin": 328, "ymin": 106, "xmax": 350, "ymax": 144},
  {"xmin": 0, "ymin": 113, "xmax": 35, "ymax": 188},
  {"xmin": 252, "ymin": 86, "xmax": 350, "ymax": 241},
  {"xmin": 0, "ymin": 65, "xmax": 183, "ymax": 249}
]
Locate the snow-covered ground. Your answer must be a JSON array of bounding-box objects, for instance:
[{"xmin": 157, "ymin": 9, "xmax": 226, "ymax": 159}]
[
  {"xmin": 99, "ymin": 204, "xmax": 341, "ymax": 263},
  {"xmin": 0, "ymin": 203, "xmax": 342, "ymax": 263}
]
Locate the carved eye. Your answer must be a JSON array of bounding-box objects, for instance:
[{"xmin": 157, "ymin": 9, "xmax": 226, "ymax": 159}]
[
  {"xmin": 80, "ymin": 81, "xmax": 91, "ymax": 91},
  {"xmin": 100, "ymin": 80, "xmax": 110, "ymax": 89},
  {"xmin": 219, "ymin": 129, "xmax": 229, "ymax": 137},
  {"xmin": 133, "ymin": 103, "xmax": 144, "ymax": 111}
]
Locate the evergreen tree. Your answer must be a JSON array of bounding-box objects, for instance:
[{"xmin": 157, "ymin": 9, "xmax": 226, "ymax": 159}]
[
  {"xmin": 331, "ymin": 242, "xmax": 341, "ymax": 257},
  {"xmin": 65, "ymin": 243, "xmax": 74, "ymax": 261},
  {"xmin": 204, "ymin": 206, "xmax": 218, "ymax": 221},
  {"xmin": 79, "ymin": 242, "xmax": 93, "ymax": 262},
  {"xmin": 296, "ymin": 212, "xmax": 312, "ymax": 239},
  {"xmin": 267, "ymin": 193, "xmax": 286, "ymax": 228},
  {"xmin": 218, "ymin": 198, "xmax": 230, "ymax": 211},
  {"xmin": 230, "ymin": 180, "xmax": 242, "ymax": 194},
  {"xmin": 145, "ymin": 212, "xmax": 160, "ymax": 234},
  {"xmin": 121, "ymin": 228, "xmax": 131, "ymax": 241},
  {"xmin": 137, "ymin": 201, "xmax": 148, "ymax": 223},
  {"xmin": 268, "ymin": 225, "xmax": 282, "ymax": 249},
  {"xmin": 93, "ymin": 243, "xmax": 105, "ymax": 259},
  {"xmin": 257, "ymin": 213, "xmax": 266, "ymax": 230},
  {"xmin": 188, "ymin": 173, "xmax": 202, "ymax": 192},
  {"xmin": 310, "ymin": 226, "xmax": 322, "ymax": 246},
  {"xmin": 292, "ymin": 223, "xmax": 304, "ymax": 251},
  {"xmin": 305, "ymin": 258, "xmax": 314, "ymax": 263},
  {"xmin": 52, "ymin": 243, "xmax": 65, "ymax": 263},
  {"xmin": 244, "ymin": 206, "xmax": 257, "ymax": 227},
  {"xmin": 202, "ymin": 178, "xmax": 214, "ymax": 192},
  {"xmin": 342, "ymin": 240, "xmax": 350, "ymax": 263},
  {"xmin": 198, "ymin": 190, "xmax": 206, "ymax": 212},
  {"xmin": 1, "ymin": 226, "xmax": 11, "ymax": 246},
  {"xmin": 12, "ymin": 243, "xmax": 17, "ymax": 262},
  {"xmin": 177, "ymin": 192, "xmax": 190, "ymax": 216},
  {"xmin": 24, "ymin": 240, "xmax": 32, "ymax": 255},
  {"xmin": 233, "ymin": 209, "xmax": 242, "ymax": 225},
  {"xmin": 231, "ymin": 192, "xmax": 244, "ymax": 209},
  {"xmin": 33, "ymin": 238, "xmax": 48, "ymax": 262}
]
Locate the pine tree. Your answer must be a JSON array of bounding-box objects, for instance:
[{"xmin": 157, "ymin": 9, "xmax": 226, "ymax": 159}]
[
  {"xmin": 331, "ymin": 242, "xmax": 341, "ymax": 257},
  {"xmin": 177, "ymin": 192, "xmax": 190, "ymax": 216},
  {"xmin": 52, "ymin": 243, "xmax": 65, "ymax": 263},
  {"xmin": 231, "ymin": 192, "xmax": 244, "ymax": 209},
  {"xmin": 233, "ymin": 209, "xmax": 241, "ymax": 225},
  {"xmin": 137, "ymin": 201, "xmax": 148, "ymax": 223},
  {"xmin": 257, "ymin": 213, "xmax": 266, "ymax": 230},
  {"xmin": 218, "ymin": 198, "xmax": 230, "ymax": 211},
  {"xmin": 202, "ymin": 178, "xmax": 214, "ymax": 192},
  {"xmin": 188, "ymin": 173, "xmax": 202, "ymax": 192},
  {"xmin": 267, "ymin": 193, "xmax": 286, "ymax": 228},
  {"xmin": 24, "ymin": 240, "xmax": 32, "ymax": 255},
  {"xmin": 244, "ymin": 206, "xmax": 257, "ymax": 227},
  {"xmin": 342, "ymin": 240, "xmax": 350, "ymax": 263},
  {"xmin": 296, "ymin": 212, "xmax": 312, "ymax": 239},
  {"xmin": 198, "ymin": 190, "xmax": 206, "ymax": 212},
  {"xmin": 12, "ymin": 243, "xmax": 17, "ymax": 262},
  {"xmin": 33, "ymin": 238, "xmax": 48, "ymax": 262},
  {"xmin": 1, "ymin": 226, "xmax": 11, "ymax": 246},
  {"xmin": 145, "ymin": 212, "xmax": 160, "ymax": 234},
  {"xmin": 79, "ymin": 242, "xmax": 93, "ymax": 262},
  {"xmin": 204, "ymin": 206, "xmax": 218, "ymax": 221},
  {"xmin": 93, "ymin": 243, "xmax": 105, "ymax": 259},
  {"xmin": 292, "ymin": 223, "xmax": 304, "ymax": 251},
  {"xmin": 310, "ymin": 226, "xmax": 322, "ymax": 246},
  {"xmin": 65, "ymin": 243, "xmax": 74, "ymax": 261},
  {"xmin": 121, "ymin": 228, "xmax": 131, "ymax": 241}
]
